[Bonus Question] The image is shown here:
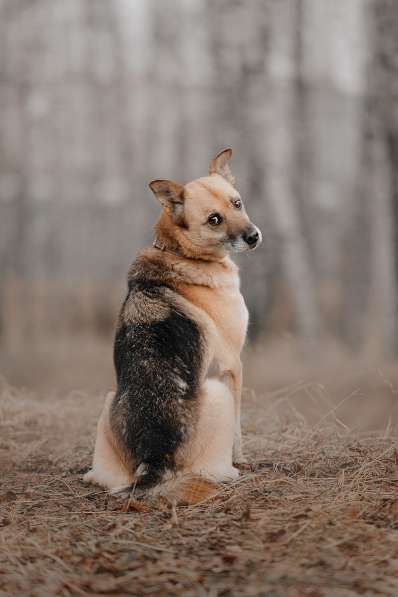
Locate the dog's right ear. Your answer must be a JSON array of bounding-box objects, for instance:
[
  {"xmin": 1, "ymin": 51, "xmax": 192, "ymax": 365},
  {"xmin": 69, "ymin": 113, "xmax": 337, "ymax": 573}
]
[{"xmin": 149, "ymin": 179, "xmax": 185, "ymax": 223}]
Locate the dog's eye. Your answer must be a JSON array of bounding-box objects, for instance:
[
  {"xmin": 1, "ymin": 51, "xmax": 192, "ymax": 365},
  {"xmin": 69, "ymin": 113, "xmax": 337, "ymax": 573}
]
[
  {"xmin": 207, "ymin": 213, "xmax": 223, "ymax": 226},
  {"xmin": 233, "ymin": 199, "xmax": 242, "ymax": 210}
]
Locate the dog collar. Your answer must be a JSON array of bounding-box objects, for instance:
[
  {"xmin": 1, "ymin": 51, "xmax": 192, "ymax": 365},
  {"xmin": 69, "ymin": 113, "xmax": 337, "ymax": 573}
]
[
  {"xmin": 152, "ymin": 237, "xmax": 222, "ymax": 263},
  {"xmin": 152, "ymin": 238, "xmax": 206, "ymax": 261},
  {"xmin": 153, "ymin": 238, "xmax": 182, "ymax": 257}
]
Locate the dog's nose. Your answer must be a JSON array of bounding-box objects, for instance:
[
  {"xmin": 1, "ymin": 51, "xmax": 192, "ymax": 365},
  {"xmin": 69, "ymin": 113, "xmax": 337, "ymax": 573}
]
[{"xmin": 243, "ymin": 228, "xmax": 260, "ymax": 247}]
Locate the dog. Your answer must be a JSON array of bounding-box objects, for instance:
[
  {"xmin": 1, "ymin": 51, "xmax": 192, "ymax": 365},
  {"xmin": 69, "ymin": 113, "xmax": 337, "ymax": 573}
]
[{"xmin": 84, "ymin": 148, "xmax": 262, "ymax": 504}]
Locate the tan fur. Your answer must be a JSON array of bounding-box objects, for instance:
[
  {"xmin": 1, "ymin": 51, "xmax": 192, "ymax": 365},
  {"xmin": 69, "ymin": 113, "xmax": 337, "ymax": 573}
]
[
  {"xmin": 84, "ymin": 392, "xmax": 133, "ymax": 491},
  {"xmin": 123, "ymin": 290, "xmax": 170, "ymax": 323},
  {"xmin": 173, "ymin": 476, "xmax": 218, "ymax": 506},
  {"xmin": 154, "ymin": 476, "xmax": 219, "ymax": 506},
  {"xmin": 173, "ymin": 261, "xmax": 248, "ymax": 462},
  {"xmin": 85, "ymin": 149, "xmax": 260, "ymax": 501}
]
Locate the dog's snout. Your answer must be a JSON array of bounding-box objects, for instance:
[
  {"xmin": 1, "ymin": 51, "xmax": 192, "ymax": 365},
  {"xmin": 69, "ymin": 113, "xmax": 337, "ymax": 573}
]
[{"xmin": 243, "ymin": 227, "xmax": 260, "ymax": 248}]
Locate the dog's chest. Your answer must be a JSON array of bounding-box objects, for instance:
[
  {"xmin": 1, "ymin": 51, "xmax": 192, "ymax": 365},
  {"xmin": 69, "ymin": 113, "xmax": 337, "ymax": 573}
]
[{"xmin": 180, "ymin": 283, "xmax": 249, "ymax": 353}]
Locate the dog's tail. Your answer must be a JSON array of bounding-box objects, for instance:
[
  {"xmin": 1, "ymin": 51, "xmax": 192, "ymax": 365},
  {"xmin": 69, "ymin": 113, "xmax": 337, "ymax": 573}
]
[
  {"xmin": 119, "ymin": 465, "xmax": 218, "ymax": 506},
  {"xmin": 152, "ymin": 474, "xmax": 219, "ymax": 505}
]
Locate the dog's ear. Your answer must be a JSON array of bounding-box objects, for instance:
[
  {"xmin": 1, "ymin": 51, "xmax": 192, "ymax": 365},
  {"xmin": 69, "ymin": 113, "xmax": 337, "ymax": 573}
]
[
  {"xmin": 149, "ymin": 179, "xmax": 185, "ymax": 224},
  {"xmin": 208, "ymin": 148, "xmax": 235, "ymax": 186}
]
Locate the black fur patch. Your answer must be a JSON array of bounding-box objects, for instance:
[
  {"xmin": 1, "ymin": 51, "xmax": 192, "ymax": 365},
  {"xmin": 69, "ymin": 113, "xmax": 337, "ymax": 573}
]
[{"xmin": 111, "ymin": 276, "xmax": 203, "ymax": 490}]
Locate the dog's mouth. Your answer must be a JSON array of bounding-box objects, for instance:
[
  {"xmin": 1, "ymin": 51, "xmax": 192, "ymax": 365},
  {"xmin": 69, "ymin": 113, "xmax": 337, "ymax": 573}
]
[{"xmin": 226, "ymin": 226, "xmax": 262, "ymax": 253}]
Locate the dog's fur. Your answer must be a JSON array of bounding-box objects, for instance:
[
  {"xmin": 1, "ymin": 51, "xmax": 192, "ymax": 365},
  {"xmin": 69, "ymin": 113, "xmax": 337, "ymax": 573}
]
[{"xmin": 84, "ymin": 149, "xmax": 261, "ymax": 504}]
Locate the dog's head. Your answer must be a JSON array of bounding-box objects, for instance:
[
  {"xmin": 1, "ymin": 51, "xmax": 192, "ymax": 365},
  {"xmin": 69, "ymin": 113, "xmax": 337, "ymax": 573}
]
[{"xmin": 149, "ymin": 148, "xmax": 262, "ymax": 259}]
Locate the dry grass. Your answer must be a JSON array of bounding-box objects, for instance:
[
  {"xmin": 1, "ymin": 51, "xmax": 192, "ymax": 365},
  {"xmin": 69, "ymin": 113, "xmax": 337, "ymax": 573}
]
[{"xmin": 2, "ymin": 376, "xmax": 398, "ymax": 596}]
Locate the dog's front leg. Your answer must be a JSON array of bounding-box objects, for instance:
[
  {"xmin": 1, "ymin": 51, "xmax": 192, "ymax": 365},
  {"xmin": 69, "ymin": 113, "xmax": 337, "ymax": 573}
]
[
  {"xmin": 220, "ymin": 361, "xmax": 246, "ymax": 464},
  {"xmin": 205, "ymin": 320, "xmax": 246, "ymax": 465}
]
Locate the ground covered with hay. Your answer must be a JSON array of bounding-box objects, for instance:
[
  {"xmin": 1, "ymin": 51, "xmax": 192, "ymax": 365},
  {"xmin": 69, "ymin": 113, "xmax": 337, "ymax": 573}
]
[{"xmin": 1, "ymin": 376, "xmax": 398, "ymax": 596}]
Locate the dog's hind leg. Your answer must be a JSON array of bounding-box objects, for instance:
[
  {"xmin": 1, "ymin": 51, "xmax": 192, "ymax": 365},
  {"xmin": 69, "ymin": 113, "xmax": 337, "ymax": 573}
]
[
  {"xmin": 83, "ymin": 391, "xmax": 133, "ymax": 492},
  {"xmin": 186, "ymin": 378, "xmax": 239, "ymax": 482}
]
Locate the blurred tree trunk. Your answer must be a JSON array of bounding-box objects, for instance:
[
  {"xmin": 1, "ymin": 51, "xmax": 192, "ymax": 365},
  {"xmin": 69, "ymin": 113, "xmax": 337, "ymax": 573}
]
[
  {"xmin": 265, "ymin": 1, "xmax": 321, "ymax": 350},
  {"xmin": 362, "ymin": 0, "xmax": 398, "ymax": 354},
  {"xmin": 2, "ymin": 0, "xmax": 32, "ymax": 279},
  {"xmin": 0, "ymin": 0, "xmax": 7, "ymax": 338},
  {"xmin": 146, "ymin": 0, "xmax": 184, "ymax": 181},
  {"xmin": 373, "ymin": 1, "xmax": 398, "ymax": 235},
  {"xmin": 292, "ymin": 0, "xmax": 316, "ymax": 267},
  {"xmin": 339, "ymin": 96, "xmax": 373, "ymax": 350},
  {"xmin": 301, "ymin": 1, "xmax": 367, "ymax": 346},
  {"xmin": 342, "ymin": 0, "xmax": 398, "ymax": 355}
]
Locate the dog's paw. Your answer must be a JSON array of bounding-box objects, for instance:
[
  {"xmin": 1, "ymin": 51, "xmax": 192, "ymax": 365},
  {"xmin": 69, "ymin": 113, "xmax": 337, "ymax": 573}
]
[
  {"xmin": 232, "ymin": 448, "xmax": 248, "ymax": 465},
  {"xmin": 110, "ymin": 487, "xmax": 131, "ymax": 500},
  {"xmin": 111, "ymin": 484, "xmax": 146, "ymax": 500},
  {"xmin": 82, "ymin": 470, "xmax": 95, "ymax": 484},
  {"xmin": 233, "ymin": 450, "xmax": 251, "ymax": 470},
  {"xmin": 228, "ymin": 466, "xmax": 240, "ymax": 479}
]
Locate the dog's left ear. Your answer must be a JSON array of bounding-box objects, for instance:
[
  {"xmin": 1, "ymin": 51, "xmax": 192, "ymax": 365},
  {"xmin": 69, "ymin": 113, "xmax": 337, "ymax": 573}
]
[
  {"xmin": 149, "ymin": 179, "xmax": 185, "ymax": 224},
  {"xmin": 209, "ymin": 148, "xmax": 235, "ymax": 186}
]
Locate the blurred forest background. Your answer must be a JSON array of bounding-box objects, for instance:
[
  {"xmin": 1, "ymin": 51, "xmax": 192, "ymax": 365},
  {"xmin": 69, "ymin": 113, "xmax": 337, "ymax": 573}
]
[{"xmin": 1, "ymin": 0, "xmax": 398, "ymax": 398}]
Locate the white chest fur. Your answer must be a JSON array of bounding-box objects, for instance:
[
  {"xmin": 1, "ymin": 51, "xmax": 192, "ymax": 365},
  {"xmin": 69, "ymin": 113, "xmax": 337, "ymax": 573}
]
[{"xmin": 213, "ymin": 282, "xmax": 249, "ymax": 352}]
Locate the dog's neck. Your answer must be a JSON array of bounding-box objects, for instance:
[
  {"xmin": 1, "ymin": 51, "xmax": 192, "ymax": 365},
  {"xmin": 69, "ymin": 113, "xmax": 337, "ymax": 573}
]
[{"xmin": 148, "ymin": 214, "xmax": 239, "ymax": 289}]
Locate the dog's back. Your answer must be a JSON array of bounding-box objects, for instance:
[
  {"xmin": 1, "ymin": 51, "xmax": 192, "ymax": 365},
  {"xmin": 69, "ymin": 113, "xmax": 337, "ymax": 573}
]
[{"xmin": 111, "ymin": 254, "xmax": 204, "ymax": 490}]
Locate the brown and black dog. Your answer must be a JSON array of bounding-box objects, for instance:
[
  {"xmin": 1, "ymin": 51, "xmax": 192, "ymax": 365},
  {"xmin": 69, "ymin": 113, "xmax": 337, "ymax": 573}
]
[{"xmin": 84, "ymin": 148, "xmax": 261, "ymax": 503}]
